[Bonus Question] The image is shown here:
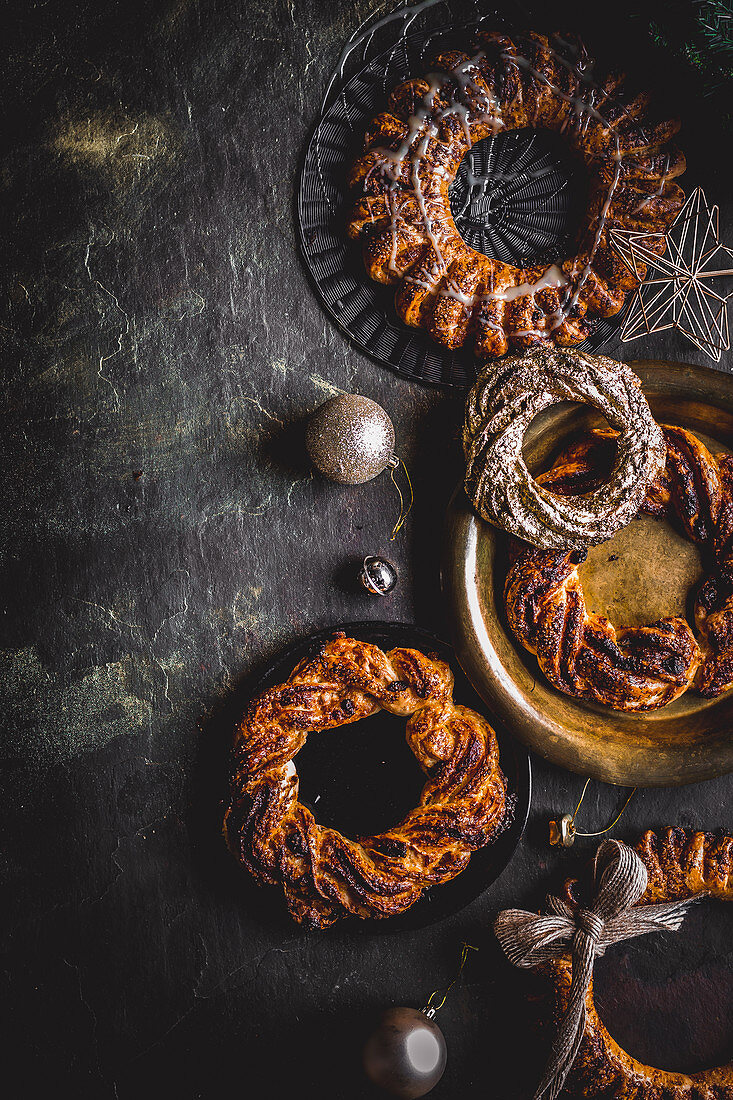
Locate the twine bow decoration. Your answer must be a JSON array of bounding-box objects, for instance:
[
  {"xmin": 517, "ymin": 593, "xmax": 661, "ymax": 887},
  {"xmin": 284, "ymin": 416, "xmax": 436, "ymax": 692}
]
[{"xmin": 494, "ymin": 839, "xmax": 702, "ymax": 1100}]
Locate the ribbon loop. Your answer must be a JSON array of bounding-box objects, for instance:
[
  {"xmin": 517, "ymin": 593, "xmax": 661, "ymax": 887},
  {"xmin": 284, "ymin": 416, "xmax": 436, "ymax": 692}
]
[
  {"xmin": 592, "ymin": 838, "xmax": 648, "ymax": 921},
  {"xmin": 493, "ymin": 839, "xmax": 700, "ymax": 1100}
]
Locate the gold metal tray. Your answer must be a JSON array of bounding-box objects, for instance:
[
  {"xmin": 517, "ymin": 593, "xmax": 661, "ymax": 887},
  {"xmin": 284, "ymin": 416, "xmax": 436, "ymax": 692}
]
[{"xmin": 443, "ymin": 359, "xmax": 733, "ymax": 787}]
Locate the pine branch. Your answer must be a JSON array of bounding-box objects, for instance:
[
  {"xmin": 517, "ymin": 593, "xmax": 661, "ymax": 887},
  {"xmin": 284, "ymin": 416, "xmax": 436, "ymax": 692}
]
[{"xmin": 642, "ymin": 0, "xmax": 732, "ymax": 101}]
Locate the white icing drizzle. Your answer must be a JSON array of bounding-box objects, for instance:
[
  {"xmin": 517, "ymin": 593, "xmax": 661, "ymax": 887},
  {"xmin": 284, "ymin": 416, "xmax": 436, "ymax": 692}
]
[
  {"xmin": 368, "ymin": 51, "xmax": 504, "ymax": 275},
  {"xmin": 478, "ymin": 316, "xmax": 506, "ymax": 334},
  {"xmin": 631, "ymin": 154, "xmax": 670, "ymax": 214},
  {"xmin": 500, "ymin": 43, "xmax": 627, "ymax": 331},
  {"xmin": 437, "ymin": 265, "xmax": 568, "ymax": 333},
  {"xmin": 404, "ymin": 260, "xmax": 444, "ymax": 293},
  {"xmin": 483, "ymin": 263, "xmax": 567, "ymax": 302},
  {"xmin": 386, "ymin": 190, "xmax": 406, "ymax": 271},
  {"xmin": 443, "ymin": 281, "xmax": 476, "ymax": 305}
]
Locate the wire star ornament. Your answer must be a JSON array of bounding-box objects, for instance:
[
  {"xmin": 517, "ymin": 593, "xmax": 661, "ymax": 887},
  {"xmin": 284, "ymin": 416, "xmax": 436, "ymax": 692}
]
[{"xmin": 610, "ymin": 187, "xmax": 733, "ymax": 362}]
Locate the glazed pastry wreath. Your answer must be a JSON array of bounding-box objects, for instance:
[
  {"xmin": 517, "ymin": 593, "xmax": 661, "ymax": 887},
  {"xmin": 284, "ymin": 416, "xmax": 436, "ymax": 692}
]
[
  {"xmin": 504, "ymin": 424, "xmax": 733, "ymax": 710},
  {"xmin": 554, "ymin": 828, "xmax": 733, "ymax": 1099},
  {"xmin": 223, "ymin": 634, "xmax": 510, "ymax": 929},
  {"xmin": 346, "ymin": 30, "xmax": 685, "ymax": 358}
]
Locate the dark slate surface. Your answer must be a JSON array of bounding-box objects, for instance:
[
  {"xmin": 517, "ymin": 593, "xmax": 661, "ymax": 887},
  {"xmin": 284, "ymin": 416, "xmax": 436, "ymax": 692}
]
[{"xmin": 1, "ymin": 1, "xmax": 731, "ymax": 1097}]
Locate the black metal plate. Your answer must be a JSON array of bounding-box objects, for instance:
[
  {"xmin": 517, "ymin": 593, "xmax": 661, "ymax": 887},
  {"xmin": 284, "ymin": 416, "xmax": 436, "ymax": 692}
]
[
  {"xmin": 297, "ymin": 23, "xmax": 625, "ymax": 389},
  {"xmin": 247, "ymin": 620, "xmax": 531, "ymax": 933},
  {"xmin": 450, "ymin": 128, "xmax": 588, "ymax": 267}
]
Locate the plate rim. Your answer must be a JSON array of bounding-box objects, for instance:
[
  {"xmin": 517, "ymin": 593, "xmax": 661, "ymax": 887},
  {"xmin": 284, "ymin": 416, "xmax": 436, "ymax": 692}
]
[{"xmin": 442, "ymin": 358, "xmax": 733, "ymax": 788}]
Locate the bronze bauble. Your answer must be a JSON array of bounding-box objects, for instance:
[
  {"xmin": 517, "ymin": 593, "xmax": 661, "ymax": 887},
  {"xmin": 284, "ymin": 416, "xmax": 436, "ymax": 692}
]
[{"xmin": 362, "ymin": 1007, "xmax": 447, "ymax": 1098}]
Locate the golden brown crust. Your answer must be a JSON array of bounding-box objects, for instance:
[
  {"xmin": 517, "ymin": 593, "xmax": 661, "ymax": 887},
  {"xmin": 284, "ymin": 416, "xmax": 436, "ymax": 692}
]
[
  {"xmin": 552, "ymin": 828, "xmax": 733, "ymax": 1098},
  {"xmin": 223, "ymin": 635, "xmax": 509, "ymax": 928},
  {"xmin": 346, "ymin": 31, "xmax": 685, "ymax": 359},
  {"xmin": 504, "ymin": 425, "xmax": 733, "ymax": 710}
]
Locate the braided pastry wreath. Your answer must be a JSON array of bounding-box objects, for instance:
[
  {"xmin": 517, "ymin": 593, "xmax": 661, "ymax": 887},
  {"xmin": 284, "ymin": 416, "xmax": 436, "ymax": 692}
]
[
  {"xmin": 552, "ymin": 828, "xmax": 733, "ymax": 1098},
  {"xmin": 505, "ymin": 425, "xmax": 733, "ymax": 710},
  {"xmin": 463, "ymin": 348, "xmax": 666, "ymax": 550},
  {"xmin": 223, "ymin": 635, "xmax": 510, "ymax": 928}
]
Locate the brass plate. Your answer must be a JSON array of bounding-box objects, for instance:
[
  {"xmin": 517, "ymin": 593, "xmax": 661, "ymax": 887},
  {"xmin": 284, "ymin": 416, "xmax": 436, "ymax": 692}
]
[{"xmin": 443, "ymin": 359, "xmax": 733, "ymax": 787}]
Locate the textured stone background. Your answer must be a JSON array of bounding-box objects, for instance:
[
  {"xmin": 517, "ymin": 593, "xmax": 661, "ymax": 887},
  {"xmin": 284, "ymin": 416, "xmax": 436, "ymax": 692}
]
[{"xmin": 1, "ymin": 1, "xmax": 731, "ymax": 1096}]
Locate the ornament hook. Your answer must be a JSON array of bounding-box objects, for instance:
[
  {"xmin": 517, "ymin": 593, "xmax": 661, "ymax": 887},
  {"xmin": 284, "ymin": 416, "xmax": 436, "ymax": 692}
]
[
  {"xmin": 549, "ymin": 779, "xmax": 636, "ymax": 847},
  {"xmin": 421, "ymin": 942, "xmax": 477, "ymax": 1017},
  {"xmin": 389, "ymin": 456, "xmax": 413, "ymax": 540}
]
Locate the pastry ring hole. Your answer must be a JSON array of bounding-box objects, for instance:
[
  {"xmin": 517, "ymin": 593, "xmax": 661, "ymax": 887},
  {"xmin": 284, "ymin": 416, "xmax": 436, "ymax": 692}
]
[
  {"xmin": 520, "ymin": 405, "xmax": 618, "ymax": 484},
  {"xmin": 295, "ymin": 709, "xmax": 425, "ymax": 836},
  {"xmin": 449, "ymin": 128, "xmax": 589, "ymax": 266},
  {"xmin": 593, "ymin": 900, "xmax": 733, "ymax": 1074}
]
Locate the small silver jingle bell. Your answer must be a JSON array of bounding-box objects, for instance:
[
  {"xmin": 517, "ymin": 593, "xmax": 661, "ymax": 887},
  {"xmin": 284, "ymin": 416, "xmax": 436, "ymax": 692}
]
[
  {"xmin": 549, "ymin": 813, "xmax": 577, "ymax": 847},
  {"xmin": 359, "ymin": 555, "xmax": 397, "ymax": 596}
]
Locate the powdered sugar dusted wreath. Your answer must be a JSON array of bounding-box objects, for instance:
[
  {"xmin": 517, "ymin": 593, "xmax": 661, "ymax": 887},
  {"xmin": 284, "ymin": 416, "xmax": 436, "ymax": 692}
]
[{"xmin": 462, "ymin": 348, "xmax": 666, "ymax": 550}]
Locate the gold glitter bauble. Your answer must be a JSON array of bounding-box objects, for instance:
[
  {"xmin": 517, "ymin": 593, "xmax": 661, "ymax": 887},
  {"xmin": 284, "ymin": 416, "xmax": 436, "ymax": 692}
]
[{"xmin": 305, "ymin": 394, "xmax": 396, "ymax": 484}]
